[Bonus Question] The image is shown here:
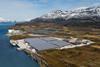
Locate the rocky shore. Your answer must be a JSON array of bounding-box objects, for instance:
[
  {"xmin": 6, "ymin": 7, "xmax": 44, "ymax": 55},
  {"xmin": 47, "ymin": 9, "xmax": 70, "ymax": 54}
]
[{"xmin": 7, "ymin": 26, "xmax": 98, "ymax": 67}]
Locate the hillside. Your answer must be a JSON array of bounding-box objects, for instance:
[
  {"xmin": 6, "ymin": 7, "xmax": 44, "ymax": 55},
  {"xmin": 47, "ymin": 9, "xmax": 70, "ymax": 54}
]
[
  {"xmin": 10, "ymin": 23, "xmax": 100, "ymax": 67},
  {"xmin": 10, "ymin": 6, "xmax": 100, "ymax": 67},
  {"xmin": 29, "ymin": 6, "xmax": 100, "ymax": 27}
]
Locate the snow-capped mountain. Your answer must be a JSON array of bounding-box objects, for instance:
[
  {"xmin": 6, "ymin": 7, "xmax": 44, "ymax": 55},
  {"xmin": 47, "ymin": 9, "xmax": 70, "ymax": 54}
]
[
  {"xmin": 0, "ymin": 17, "xmax": 7, "ymax": 22},
  {"xmin": 40, "ymin": 10, "xmax": 68, "ymax": 19},
  {"xmin": 39, "ymin": 6, "xmax": 100, "ymax": 20},
  {"xmin": 31, "ymin": 6, "xmax": 100, "ymax": 27}
]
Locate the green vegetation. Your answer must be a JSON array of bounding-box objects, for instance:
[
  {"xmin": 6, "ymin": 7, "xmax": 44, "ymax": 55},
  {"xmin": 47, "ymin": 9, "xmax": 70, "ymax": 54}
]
[
  {"xmin": 39, "ymin": 46, "xmax": 100, "ymax": 67},
  {"xmin": 10, "ymin": 35, "xmax": 33, "ymax": 40},
  {"xmin": 10, "ymin": 23, "xmax": 100, "ymax": 67}
]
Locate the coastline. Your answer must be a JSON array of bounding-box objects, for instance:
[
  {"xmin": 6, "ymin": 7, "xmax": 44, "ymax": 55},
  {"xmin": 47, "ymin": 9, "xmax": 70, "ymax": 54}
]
[
  {"xmin": 9, "ymin": 36, "xmax": 94, "ymax": 67},
  {"xmin": 8, "ymin": 28, "xmax": 98, "ymax": 67},
  {"xmin": 0, "ymin": 24, "xmax": 40, "ymax": 67},
  {"xmin": 9, "ymin": 39, "xmax": 48, "ymax": 67}
]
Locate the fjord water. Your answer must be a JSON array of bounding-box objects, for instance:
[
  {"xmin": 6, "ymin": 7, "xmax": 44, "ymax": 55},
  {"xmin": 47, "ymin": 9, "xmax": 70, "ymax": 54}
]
[{"xmin": 0, "ymin": 23, "xmax": 39, "ymax": 67}]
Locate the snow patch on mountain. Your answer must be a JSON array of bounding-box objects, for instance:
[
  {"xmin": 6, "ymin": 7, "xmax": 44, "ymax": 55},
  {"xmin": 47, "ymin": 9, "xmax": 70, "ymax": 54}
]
[
  {"xmin": 0, "ymin": 17, "xmax": 8, "ymax": 22},
  {"xmin": 39, "ymin": 6, "xmax": 100, "ymax": 20}
]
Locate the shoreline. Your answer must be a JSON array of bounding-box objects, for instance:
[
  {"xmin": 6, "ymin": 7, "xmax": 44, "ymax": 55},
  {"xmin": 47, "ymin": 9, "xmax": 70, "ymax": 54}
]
[
  {"xmin": 8, "ymin": 29, "xmax": 95, "ymax": 67},
  {"xmin": 10, "ymin": 39, "xmax": 48, "ymax": 67},
  {"xmin": 9, "ymin": 37, "xmax": 94, "ymax": 67}
]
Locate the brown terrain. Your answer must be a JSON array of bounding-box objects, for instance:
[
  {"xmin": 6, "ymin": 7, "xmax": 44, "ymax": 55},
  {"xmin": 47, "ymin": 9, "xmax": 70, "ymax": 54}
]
[{"xmin": 10, "ymin": 23, "xmax": 100, "ymax": 67}]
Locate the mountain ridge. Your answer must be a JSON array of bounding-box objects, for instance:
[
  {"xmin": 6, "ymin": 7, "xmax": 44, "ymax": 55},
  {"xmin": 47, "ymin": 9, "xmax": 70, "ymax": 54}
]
[
  {"xmin": 0, "ymin": 17, "xmax": 7, "ymax": 22},
  {"xmin": 27, "ymin": 6, "xmax": 100, "ymax": 27}
]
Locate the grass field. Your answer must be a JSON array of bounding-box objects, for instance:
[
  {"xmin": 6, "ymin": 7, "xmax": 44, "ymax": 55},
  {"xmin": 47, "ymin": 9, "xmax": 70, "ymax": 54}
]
[{"xmin": 10, "ymin": 23, "xmax": 100, "ymax": 67}]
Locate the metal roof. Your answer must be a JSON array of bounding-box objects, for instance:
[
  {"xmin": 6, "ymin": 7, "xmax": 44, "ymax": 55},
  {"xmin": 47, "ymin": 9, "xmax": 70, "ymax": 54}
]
[{"xmin": 25, "ymin": 37, "xmax": 68, "ymax": 51}]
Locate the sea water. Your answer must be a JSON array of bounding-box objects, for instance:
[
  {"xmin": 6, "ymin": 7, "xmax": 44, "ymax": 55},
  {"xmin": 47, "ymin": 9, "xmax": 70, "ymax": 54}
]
[{"xmin": 0, "ymin": 23, "xmax": 39, "ymax": 67}]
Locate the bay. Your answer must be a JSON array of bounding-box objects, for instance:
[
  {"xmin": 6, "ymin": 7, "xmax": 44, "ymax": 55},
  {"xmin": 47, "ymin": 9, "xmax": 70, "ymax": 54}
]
[{"xmin": 0, "ymin": 23, "xmax": 39, "ymax": 67}]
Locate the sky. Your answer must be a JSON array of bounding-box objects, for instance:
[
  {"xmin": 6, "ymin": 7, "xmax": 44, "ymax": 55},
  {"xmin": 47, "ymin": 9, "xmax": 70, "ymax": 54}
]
[{"xmin": 0, "ymin": 0, "xmax": 100, "ymax": 21}]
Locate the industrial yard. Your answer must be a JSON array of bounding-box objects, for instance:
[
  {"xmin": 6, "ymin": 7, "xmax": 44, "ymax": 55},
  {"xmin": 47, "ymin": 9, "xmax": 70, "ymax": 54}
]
[{"xmin": 8, "ymin": 23, "xmax": 100, "ymax": 67}]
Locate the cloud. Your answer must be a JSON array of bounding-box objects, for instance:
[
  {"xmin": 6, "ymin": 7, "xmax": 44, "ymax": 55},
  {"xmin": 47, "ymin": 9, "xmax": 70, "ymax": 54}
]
[
  {"xmin": 0, "ymin": 17, "xmax": 8, "ymax": 22},
  {"xmin": 27, "ymin": 0, "xmax": 49, "ymax": 4},
  {"xmin": 41, "ymin": 0, "xmax": 48, "ymax": 3},
  {"xmin": 92, "ymin": 3, "xmax": 100, "ymax": 6},
  {"xmin": 11, "ymin": 0, "xmax": 33, "ymax": 9}
]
